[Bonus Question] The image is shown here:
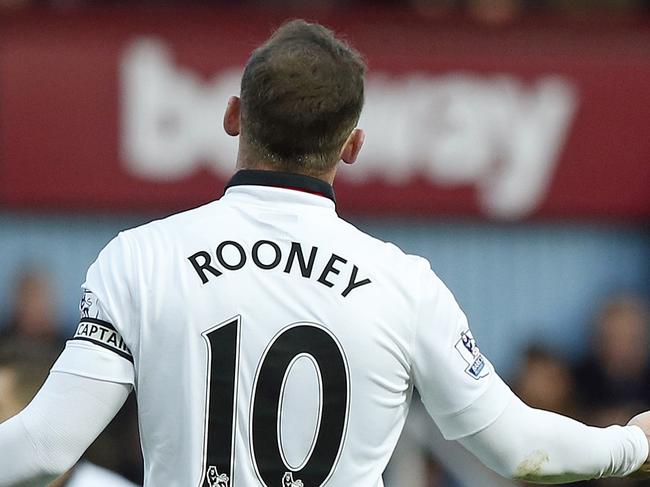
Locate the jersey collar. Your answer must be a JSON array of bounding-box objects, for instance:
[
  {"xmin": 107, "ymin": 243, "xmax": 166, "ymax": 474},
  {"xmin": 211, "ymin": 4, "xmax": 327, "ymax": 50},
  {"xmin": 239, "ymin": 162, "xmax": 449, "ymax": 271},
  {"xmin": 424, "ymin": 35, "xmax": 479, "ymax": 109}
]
[{"xmin": 225, "ymin": 170, "xmax": 336, "ymax": 205}]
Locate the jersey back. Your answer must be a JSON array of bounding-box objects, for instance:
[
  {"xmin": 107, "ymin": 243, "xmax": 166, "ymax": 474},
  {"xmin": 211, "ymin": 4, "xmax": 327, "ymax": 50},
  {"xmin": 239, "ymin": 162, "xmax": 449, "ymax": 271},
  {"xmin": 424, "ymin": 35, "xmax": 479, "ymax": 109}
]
[{"xmin": 53, "ymin": 175, "xmax": 507, "ymax": 487}]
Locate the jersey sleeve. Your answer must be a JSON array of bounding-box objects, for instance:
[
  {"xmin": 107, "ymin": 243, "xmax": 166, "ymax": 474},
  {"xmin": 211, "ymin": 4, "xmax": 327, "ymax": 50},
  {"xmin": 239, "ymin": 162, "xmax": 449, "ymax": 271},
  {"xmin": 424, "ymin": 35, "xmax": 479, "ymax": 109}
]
[
  {"xmin": 52, "ymin": 233, "xmax": 136, "ymax": 385},
  {"xmin": 411, "ymin": 262, "xmax": 511, "ymax": 440}
]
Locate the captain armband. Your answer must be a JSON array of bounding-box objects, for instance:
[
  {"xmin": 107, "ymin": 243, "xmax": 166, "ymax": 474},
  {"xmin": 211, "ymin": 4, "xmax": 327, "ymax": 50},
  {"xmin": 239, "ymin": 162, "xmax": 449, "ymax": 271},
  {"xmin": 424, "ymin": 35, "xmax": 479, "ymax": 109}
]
[{"xmin": 72, "ymin": 290, "xmax": 133, "ymax": 363}]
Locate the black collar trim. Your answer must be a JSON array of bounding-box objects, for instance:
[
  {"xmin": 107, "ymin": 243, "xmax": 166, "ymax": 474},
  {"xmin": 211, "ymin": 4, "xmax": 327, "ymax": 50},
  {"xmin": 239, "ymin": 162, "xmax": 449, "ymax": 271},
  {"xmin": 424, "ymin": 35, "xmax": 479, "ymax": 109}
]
[{"xmin": 225, "ymin": 170, "xmax": 336, "ymax": 204}]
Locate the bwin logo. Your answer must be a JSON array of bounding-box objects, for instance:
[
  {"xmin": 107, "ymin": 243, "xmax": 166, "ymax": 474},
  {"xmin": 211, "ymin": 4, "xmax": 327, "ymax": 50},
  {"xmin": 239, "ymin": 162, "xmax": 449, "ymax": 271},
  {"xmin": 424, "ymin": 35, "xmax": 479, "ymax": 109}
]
[
  {"xmin": 206, "ymin": 466, "xmax": 229, "ymax": 487},
  {"xmin": 283, "ymin": 472, "xmax": 304, "ymax": 487}
]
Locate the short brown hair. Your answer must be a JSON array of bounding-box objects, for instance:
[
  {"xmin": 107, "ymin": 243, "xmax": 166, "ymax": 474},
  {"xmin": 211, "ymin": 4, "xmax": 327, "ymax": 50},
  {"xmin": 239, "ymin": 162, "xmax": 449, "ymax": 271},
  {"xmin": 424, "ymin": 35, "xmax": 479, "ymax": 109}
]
[{"xmin": 240, "ymin": 19, "xmax": 366, "ymax": 176}]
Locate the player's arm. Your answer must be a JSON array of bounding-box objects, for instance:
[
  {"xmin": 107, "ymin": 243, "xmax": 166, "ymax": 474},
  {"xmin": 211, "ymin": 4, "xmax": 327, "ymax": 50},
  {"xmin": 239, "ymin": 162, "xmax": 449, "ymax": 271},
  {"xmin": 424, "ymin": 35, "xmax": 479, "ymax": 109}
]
[
  {"xmin": 457, "ymin": 389, "xmax": 647, "ymax": 482},
  {"xmin": 410, "ymin": 262, "xmax": 649, "ymax": 483},
  {"xmin": 0, "ymin": 233, "xmax": 139, "ymax": 487},
  {"xmin": 0, "ymin": 372, "xmax": 131, "ymax": 487}
]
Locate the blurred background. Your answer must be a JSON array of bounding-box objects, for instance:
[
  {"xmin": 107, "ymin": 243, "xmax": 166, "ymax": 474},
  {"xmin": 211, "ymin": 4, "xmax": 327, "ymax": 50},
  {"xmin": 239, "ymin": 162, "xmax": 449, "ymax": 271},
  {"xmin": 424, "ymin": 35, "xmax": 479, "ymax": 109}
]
[{"xmin": 0, "ymin": 1, "xmax": 649, "ymax": 486}]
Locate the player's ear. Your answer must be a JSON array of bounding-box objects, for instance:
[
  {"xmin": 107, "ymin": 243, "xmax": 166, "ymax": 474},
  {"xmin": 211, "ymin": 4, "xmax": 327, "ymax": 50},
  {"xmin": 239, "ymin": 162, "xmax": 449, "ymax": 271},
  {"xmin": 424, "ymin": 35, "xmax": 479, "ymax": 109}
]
[
  {"xmin": 340, "ymin": 128, "xmax": 365, "ymax": 165},
  {"xmin": 223, "ymin": 96, "xmax": 241, "ymax": 137}
]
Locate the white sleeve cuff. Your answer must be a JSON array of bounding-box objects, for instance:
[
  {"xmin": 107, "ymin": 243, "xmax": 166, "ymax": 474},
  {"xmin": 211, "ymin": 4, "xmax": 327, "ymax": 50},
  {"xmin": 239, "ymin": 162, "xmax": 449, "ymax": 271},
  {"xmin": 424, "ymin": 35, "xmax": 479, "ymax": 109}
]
[
  {"xmin": 433, "ymin": 375, "xmax": 512, "ymax": 440},
  {"xmin": 52, "ymin": 341, "xmax": 135, "ymax": 385}
]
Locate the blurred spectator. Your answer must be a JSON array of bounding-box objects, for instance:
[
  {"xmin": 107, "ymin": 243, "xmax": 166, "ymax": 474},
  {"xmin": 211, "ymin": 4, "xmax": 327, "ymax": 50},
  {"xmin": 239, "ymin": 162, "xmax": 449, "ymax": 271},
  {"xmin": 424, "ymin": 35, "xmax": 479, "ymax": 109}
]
[
  {"xmin": 0, "ymin": 339, "xmax": 58, "ymax": 421},
  {"xmin": 514, "ymin": 345, "xmax": 577, "ymax": 416},
  {"xmin": 0, "ymin": 338, "xmax": 137, "ymax": 486},
  {"xmin": 572, "ymin": 295, "xmax": 650, "ymax": 487},
  {"xmin": 574, "ymin": 294, "xmax": 650, "ymax": 415},
  {"xmin": 0, "ymin": 268, "xmax": 66, "ymax": 347},
  {"xmin": 512, "ymin": 337, "xmax": 650, "ymax": 487},
  {"xmin": 468, "ymin": 0, "xmax": 524, "ymax": 24}
]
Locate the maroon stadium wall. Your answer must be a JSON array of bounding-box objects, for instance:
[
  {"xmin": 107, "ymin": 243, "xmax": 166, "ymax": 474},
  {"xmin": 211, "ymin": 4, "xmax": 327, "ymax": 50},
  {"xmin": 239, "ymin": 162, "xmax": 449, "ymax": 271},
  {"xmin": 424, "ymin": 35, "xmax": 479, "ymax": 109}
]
[{"xmin": 1, "ymin": 9, "xmax": 649, "ymax": 220}]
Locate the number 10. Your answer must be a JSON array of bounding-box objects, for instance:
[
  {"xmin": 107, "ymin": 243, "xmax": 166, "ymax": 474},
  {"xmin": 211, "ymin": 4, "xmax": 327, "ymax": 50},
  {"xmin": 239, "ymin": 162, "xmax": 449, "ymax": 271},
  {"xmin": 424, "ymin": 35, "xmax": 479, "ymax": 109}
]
[{"xmin": 199, "ymin": 316, "xmax": 350, "ymax": 487}]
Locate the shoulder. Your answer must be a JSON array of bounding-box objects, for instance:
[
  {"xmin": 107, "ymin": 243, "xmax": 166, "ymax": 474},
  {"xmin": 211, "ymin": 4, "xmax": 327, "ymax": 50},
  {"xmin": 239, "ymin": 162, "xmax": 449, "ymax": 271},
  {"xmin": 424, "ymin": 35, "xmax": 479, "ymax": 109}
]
[
  {"xmin": 67, "ymin": 462, "xmax": 138, "ymax": 487},
  {"xmin": 121, "ymin": 200, "xmax": 221, "ymax": 242},
  {"xmin": 335, "ymin": 217, "xmax": 433, "ymax": 278},
  {"xmin": 88, "ymin": 202, "xmax": 222, "ymax": 279},
  {"xmin": 334, "ymin": 218, "xmax": 454, "ymax": 326},
  {"xmin": 331, "ymin": 217, "xmax": 447, "ymax": 310},
  {"xmin": 112, "ymin": 201, "xmax": 226, "ymax": 257}
]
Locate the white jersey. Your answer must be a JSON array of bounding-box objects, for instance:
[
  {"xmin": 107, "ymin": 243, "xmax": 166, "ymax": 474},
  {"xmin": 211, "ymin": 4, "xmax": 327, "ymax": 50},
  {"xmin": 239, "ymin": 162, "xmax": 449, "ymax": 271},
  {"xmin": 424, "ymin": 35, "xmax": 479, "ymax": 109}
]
[{"xmin": 52, "ymin": 170, "xmax": 510, "ymax": 487}]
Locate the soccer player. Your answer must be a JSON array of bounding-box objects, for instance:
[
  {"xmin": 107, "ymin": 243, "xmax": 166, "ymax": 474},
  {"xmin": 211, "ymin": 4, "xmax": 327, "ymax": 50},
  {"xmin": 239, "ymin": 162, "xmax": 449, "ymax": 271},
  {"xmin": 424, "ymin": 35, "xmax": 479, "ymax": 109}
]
[{"xmin": 1, "ymin": 19, "xmax": 649, "ymax": 487}]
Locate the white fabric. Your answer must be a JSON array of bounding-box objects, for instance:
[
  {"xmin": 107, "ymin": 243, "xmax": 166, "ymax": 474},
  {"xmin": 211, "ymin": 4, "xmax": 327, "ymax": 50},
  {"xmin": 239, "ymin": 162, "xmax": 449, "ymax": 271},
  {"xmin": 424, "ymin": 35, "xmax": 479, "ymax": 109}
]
[
  {"xmin": 5, "ymin": 183, "xmax": 647, "ymax": 486},
  {"xmin": 66, "ymin": 462, "xmax": 138, "ymax": 487},
  {"xmin": 459, "ymin": 394, "xmax": 649, "ymax": 483},
  {"xmin": 0, "ymin": 364, "xmax": 646, "ymax": 487},
  {"xmin": 0, "ymin": 415, "xmax": 56, "ymax": 487},
  {"xmin": 403, "ymin": 400, "xmax": 518, "ymax": 487},
  {"xmin": 51, "ymin": 184, "xmax": 509, "ymax": 486},
  {"xmin": 0, "ymin": 372, "xmax": 131, "ymax": 487},
  {"xmin": 52, "ymin": 341, "xmax": 134, "ymax": 386}
]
